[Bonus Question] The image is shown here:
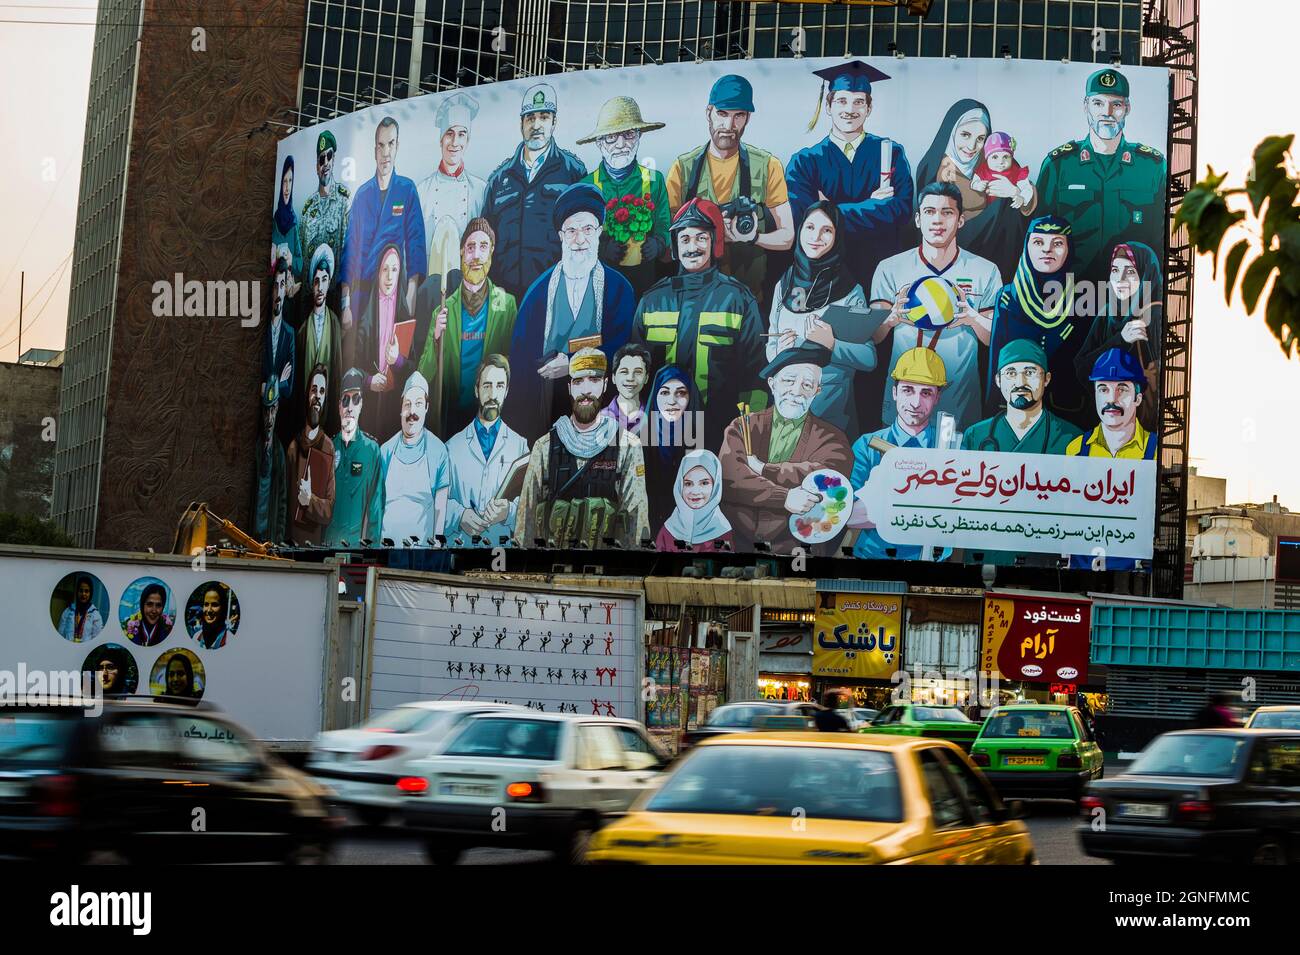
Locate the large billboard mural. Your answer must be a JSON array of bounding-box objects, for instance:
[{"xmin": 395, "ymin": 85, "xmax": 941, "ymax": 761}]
[{"xmin": 262, "ymin": 57, "xmax": 1169, "ymax": 569}]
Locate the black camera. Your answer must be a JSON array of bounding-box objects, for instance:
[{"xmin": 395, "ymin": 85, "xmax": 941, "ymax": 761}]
[{"xmin": 720, "ymin": 195, "xmax": 762, "ymax": 238}]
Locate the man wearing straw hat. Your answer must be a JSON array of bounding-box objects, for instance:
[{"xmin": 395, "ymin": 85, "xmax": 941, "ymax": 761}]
[
  {"xmin": 719, "ymin": 342, "xmax": 852, "ymax": 555},
  {"xmin": 577, "ymin": 95, "xmax": 671, "ymax": 297}
]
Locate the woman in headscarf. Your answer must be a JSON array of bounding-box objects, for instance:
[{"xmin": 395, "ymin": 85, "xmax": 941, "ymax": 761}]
[
  {"xmin": 1074, "ymin": 241, "xmax": 1163, "ymax": 433},
  {"xmin": 656, "ymin": 450, "xmax": 734, "ymax": 552},
  {"xmin": 84, "ymin": 644, "xmax": 138, "ymax": 697},
  {"xmin": 643, "ymin": 364, "xmax": 700, "ymax": 533},
  {"xmin": 354, "ymin": 242, "xmax": 415, "ymax": 441},
  {"xmin": 192, "ymin": 585, "xmax": 232, "ymax": 650},
  {"xmin": 912, "ymin": 100, "xmax": 1038, "ymax": 279},
  {"xmin": 57, "ymin": 575, "xmax": 104, "ymax": 643},
  {"xmin": 987, "ymin": 215, "xmax": 1090, "ymax": 427},
  {"xmin": 767, "ymin": 202, "xmax": 876, "ymax": 434},
  {"xmin": 271, "ymin": 155, "xmax": 303, "ymax": 300},
  {"xmin": 123, "ymin": 581, "xmax": 174, "ymax": 647}
]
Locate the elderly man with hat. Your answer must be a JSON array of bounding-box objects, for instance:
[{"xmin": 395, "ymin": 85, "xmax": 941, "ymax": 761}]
[
  {"xmin": 482, "ymin": 83, "xmax": 588, "ymax": 297},
  {"xmin": 962, "ymin": 338, "xmax": 1081, "ymax": 455},
  {"xmin": 1036, "ymin": 68, "xmax": 1166, "ymax": 282},
  {"xmin": 297, "ymin": 243, "xmax": 344, "ymax": 434},
  {"xmin": 787, "ymin": 60, "xmax": 915, "ymax": 292},
  {"xmin": 719, "ymin": 342, "xmax": 853, "ymax": 555},
  {"xmin": 846, "ymin": 346, "xmax": 952, "ymax": 561},
  {"xmin": 666, "ymin": 73, "xmax": 794, "ymax": 302},
  {"xmin": 633, "ymin": 197, "xmax": 766, "ymax": 450},
  {"xmin": 577, "ymin": 95, "xmax": 671, "ymax": 297},
  {"xmin": 377, "ymin": 369, "xmax": 450, "ymax": 546},
  {"xmin": 300, "ymin": 128, "xmax": 350, "ymax": 301},
  {"xmin": 514, "ymin": 347, "xmax": 649, "ymax": 549},
  {"xmin": 324, "ymin": 367, "xmax": 385, "ymax": 547},
  {"xmin": 253, "ymin": 375, "xmax": 287, "ymax": 545},
  {"xmin": 509, "ymin": 182, "xmax": 636, "ymax": 441}
]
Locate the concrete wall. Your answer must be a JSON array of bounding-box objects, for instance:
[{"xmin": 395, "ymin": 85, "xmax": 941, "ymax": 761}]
[{"xmin": 0, "ymin": 362, "xmax": 61, "ymax": 519}]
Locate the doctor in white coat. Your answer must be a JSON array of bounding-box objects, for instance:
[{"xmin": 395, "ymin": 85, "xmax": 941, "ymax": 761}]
[{"xmin": 445, "ymin": 353, "xmax": 529, "ymax": 547}]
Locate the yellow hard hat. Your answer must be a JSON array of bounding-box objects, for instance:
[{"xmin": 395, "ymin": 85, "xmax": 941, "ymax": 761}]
[{"xmin": 891, "ymin": 347, "xmax": 948, "ymax": 387}]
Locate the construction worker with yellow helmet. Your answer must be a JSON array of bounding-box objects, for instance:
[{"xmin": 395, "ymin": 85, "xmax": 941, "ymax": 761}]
[{"xmin": 845, "ymin": 346, "xmax": 952, "ymax": 561}]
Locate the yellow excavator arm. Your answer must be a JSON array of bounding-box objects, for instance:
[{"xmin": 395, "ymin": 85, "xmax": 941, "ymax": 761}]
[{"xmin": 171, "ymin": 502, "xmax": 289, "ymax": 561}]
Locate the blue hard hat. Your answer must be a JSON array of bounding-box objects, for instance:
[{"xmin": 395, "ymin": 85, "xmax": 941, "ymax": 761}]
[
  {"xmin": 1088, "ymin": 346, "xmax": 1145, "ymax": 388},
  {"xmin": 709, "ymin": 74, "xmax": 755, "ymax": 112}
]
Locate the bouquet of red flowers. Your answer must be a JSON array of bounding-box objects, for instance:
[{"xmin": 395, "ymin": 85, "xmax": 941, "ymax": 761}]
[{"xmin": 604, "ymin": 192, "xmax": 656, "ymax": 243}]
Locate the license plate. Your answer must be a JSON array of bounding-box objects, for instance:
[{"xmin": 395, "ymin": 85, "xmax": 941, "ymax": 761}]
[
  {"xmin": 1118, "ymin": 802, "xmax": 1169, "ymax": 820},
  {"xmin": 1004, "ymin": 755, "xmax": 1044, "ymax": 767},
  {"xmin": 441, "ymin": 782, "xmax": 493, "ymax": 797}
]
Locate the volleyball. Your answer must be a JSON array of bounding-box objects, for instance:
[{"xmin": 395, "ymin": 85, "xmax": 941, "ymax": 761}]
[{"xmin": 902, "ymin": 276, "xmax": 961, "ymax": 330}]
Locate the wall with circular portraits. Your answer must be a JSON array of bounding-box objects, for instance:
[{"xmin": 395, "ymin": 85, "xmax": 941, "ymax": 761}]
[
  {"xmin": 185, "ymin": 582, "xmax": 240, "ymax": 649},
  {"xmin": 118, "ymin": 576, "xmax": 176, "ymax": 647},
  {"xmin": 82, "ymin": 643, "xmax": 139, "ymax": 696},
  {"xmin": 50, "ymin": 571, "xmax": 111, "ymax": 643},
  {"xmin": 151, "ymin": 648, "xmax": 206, "ymax": 700}
]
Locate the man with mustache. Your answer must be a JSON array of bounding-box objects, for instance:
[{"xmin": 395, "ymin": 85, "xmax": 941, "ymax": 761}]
[
  {"xmin": 339, "ymin": 116, "xmax": 427, "ymax": 346},
  {"xmin": 299, "ymin": 129, "xmax": 350, "ymax": 306},
  {"xmin": 633, "ymin": 197, "xmax": 765, "ymax": 450},
  {"xmin": 417, "ymin": 218, "xmax": 518, "ymax": 435},
  {"xmin": 961, "ymin": 339, "xmax": 1080, "ymax": 454},
  {"xmin": 1036, "ymin": 68, "xmax": 1166, "ymax": 282},
  {"xmin": 324, "ymin": 368, "xmax": 384, "ymax": 547},
  {"xmin": 286, "ymin": 364, "xmax": 337, "ymax": 545},
  {"xmin": 787, "ymin": 61, "xmax": 915, "ymax": 292},
  {"xmin": 445, "ymin": 354, "xmax": 529, "ymax": 548},
  {"xmin": 297, "ymin": 244, "xmax": 343, "ymax": 435},
  {"xmin": 377, "ymin": 370, "xmax": 450, "ymax": 546},
  {"xmin": 510, "ymin": 183, "xmax": 635, "ymax": 441},
  {"xmin": 482, "ymin": 84, "xmax": 587, "ymax": 297},
  {"xmin": 577, "ymin": 96, "xmax": 671, "ymax": 298},
  {"xmin": 263, "ymin": 257, "xmax": 297, "ymax": 442},
  {"xmin": 665, "ymin": 74, "xmax": 794, "ymax": 302},
  {"xmin": 417, "ymin": 92, "xmax": 487, "ymax": 296},
  {"xmin": 252, "ymin": 376, "xmax": 287, "ymax": 544},
  {"xmin": 514, "ymin": 348, "xmax": 648, "ymax": 549},
  {"xmin": 719, "ymin": 343, "xmax": 852, "ymax": 555}
]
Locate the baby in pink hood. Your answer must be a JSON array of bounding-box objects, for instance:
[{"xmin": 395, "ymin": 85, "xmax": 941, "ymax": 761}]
[{"xmin": 971, "ymin": 132, "xmax": 1033, "ymax": 208}]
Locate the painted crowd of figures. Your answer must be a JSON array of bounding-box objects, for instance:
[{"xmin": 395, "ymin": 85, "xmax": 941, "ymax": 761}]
[{"xmin": 256, "ymin": 61, "xmax": 1166, "ymax": 568}]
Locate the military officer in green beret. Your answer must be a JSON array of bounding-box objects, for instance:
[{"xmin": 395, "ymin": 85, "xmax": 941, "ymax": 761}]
[
  {"xmin": 300, "ymin": 129, "xmax": 351, "ymax": 306},
  {"xmin": 1035, "ymin": 68, "xmax": 1166, "ymax": 283},
  {"xmin": 961, "ymin": 338, "xmax": 1081, "ymax": 454}
]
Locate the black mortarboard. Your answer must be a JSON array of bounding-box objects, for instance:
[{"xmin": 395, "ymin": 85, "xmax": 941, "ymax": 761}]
[{"xmin": 808, "ymin": 60, "xmax": 891, "ymax": 130}]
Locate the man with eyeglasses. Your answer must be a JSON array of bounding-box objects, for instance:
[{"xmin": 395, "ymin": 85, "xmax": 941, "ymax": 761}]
[
  {"xmin": 509, "ymin": 182, "xmax": 635, "ymax": 441},
  {"xmin": 299, "ymin": 130, "xmax": 350, "ymax": 308},
  {"xmin": 324, "ymin": 368, "xmax": 384, "ymax": 547},
  {"xmin": 577, "ymin": 96, "xmax": 671, "ymax": 297},
  {"xmin": 961, "ymin": 339, "xmax": 1080, "ymax": 454}
]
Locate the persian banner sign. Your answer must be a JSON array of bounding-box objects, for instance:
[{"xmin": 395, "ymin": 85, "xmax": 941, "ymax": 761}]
[
  {"xmin": 813, "ymin": 592, "xmax": 903, "ymax": 680},
  {"xmin": 860, "ymin": 448, "xmax": 1156, "ymax": 559},
  {"xmin": 981, "ymin": 592, "xmax": 1091, "ymax": 684}
]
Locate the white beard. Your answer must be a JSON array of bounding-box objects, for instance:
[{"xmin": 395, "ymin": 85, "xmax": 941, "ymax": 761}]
[
  {"xmin": 776, "ymin": 396, "xmax": 811, "ymax": 419},
  {"xmin": 561, "ymin": 245, "xmax": 599, "ymax": 278},
  {"xmin": 600, "ymin": 145, "xmax": 637, "ymax": 171}
]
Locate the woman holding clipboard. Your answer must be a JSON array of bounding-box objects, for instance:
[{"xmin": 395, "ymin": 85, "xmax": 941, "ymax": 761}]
[{"xmin": 354, "ymin": 242, "xmax": 417, "ymax": 439}]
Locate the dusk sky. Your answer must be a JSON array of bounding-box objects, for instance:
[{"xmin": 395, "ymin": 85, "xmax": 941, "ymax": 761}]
[{"xmin": 1, "ymin": 0, "xmax": 1297, "ymax": 506}]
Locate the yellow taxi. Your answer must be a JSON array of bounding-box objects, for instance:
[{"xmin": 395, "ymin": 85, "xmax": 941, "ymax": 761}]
[{"xmin": 583, "ymin": 732, "xmax": 1035, "ymax": 864}]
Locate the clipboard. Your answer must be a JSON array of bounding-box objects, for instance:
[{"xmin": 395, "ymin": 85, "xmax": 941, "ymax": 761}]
[
  {"xmin": 820, "ymin": 305, "xmax": 890, "ymax": 345},
  {"xmin": 294, "ymin": 447, "xmax": 333, "ymax": 524},
  {"xmin": 393, "ymin": 319, "xmax": 416, "ymax": 358},
  {"xmin": 495, "ymin": 453, "xmax": 533, "ymax": 501}
]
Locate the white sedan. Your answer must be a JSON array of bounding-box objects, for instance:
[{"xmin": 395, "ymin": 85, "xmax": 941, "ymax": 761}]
[{"xmin": 306, "ymin": 701, "xmax": 522, "ymax": 824}]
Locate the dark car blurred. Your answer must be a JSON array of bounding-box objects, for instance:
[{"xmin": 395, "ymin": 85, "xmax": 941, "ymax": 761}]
[
  {"xmin": 679, "ymin": 701, "xmax": 818, "ymax": 750},
  {"xmin": 0, "ymin": 696, "xmax": 341, "ymax": 863},
  {"xmin": 1078, "ymin": 729, "xmax": 1300, "ymax": 864}
]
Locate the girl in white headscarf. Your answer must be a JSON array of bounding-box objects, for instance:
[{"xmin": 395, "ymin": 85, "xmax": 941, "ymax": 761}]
[{"xmin": 655, "ymin": 450, "xmax": 734, "ymax": 553}]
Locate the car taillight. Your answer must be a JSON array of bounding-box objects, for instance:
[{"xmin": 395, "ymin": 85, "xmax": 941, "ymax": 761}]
[
  {"xmin": 1079, "ymin": 795, "xmax": 1104, "ymax": 816},
  {"xmin": 35, "ymin": 774, "xmax": 78, "ymax": 817},
  {"xmin": 362, "ymin": 744, "xmax": 405, "ymax": 761},
  {"xmin": 969, "ymin": 752, "xmax": 990, "ymax": 766},
  {"xmin": 396, "ymin": 776, "xmax": 428, "ymax": 794},
  {"xmin": 506, "ymin": 781, "xmax": 546, "ymax": 803},
  {"xmin": 1056, "ymin": 752, "xmax": 1082, "ymax": 768},
  {"xmin": 1175, "ymin": 799, "xmax": 1214, "ymax": 823}
]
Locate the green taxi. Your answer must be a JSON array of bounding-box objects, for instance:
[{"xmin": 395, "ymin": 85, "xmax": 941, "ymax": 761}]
[
  {"xmin": 969, "ymin": 704, "xmax": 1103, "ymax": 800},
  {"xmin": 864, "ymin": 703, "xmax": 981, "ymax": 751}
]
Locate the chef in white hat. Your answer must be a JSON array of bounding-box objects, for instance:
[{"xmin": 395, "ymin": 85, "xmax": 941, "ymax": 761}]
[{"xmin": 417, "ymin": 91, "xmax": 488, "ymax": 297}]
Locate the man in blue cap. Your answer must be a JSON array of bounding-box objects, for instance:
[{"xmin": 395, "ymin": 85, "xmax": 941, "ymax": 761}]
[
  {"xmin": 665, "ymin": 73, "xmax": 794, "ymax": 302},
  {"xmin": 482, "ymin": 83, "xmax": 588, "ymax": 298},
  {"xmin": 786, "ymin": 60, "xmax": 915, "ymax": 292},
  {"xmin": 509, "ymin": 182, "xmax": 636, "ymax": 441}
]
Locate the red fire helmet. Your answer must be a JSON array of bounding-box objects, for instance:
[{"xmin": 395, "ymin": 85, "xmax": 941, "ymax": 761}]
[{"xmin": 670, "ymin": 197, "xmax": 725, "ymax": 260}]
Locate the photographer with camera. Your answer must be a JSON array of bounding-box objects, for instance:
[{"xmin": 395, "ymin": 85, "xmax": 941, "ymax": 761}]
[{"xmin": 665, "ymin": 74, "xmax": 795, "ymax": 306}]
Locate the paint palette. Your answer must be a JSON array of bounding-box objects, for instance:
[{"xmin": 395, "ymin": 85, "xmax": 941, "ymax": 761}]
[{"xmin": 789, "ymin": 468, "xmax": 852, "ymax": 545}]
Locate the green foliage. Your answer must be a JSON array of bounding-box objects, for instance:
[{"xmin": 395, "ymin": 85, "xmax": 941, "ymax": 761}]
[
  {"xmin": 0, "ymin": 512, "xmax": 76, "ymax": 548},
  {"xmin": 1175, "ymin": 134, "xmax": 1300, "ymax": 358}
]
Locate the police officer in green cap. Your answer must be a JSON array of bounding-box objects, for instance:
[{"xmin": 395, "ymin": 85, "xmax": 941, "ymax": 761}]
[
  {"xmin": 324, "ymin": 367, "xmax": 385, "ymax": 546},
  {"xmin": 1035, "ymin": 68, "xmax": 1166, "ymax": 283},
  {"xmin": 961, "ymin": 338, "xmax": 1082, "ymax": 454},
  {"xmin": 299, "ymin": 129, "xmax": 350, "ymax": 308},
  {"xmin": 666, "ymin": 74, "xmax": 795, "ymax": 304}
]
